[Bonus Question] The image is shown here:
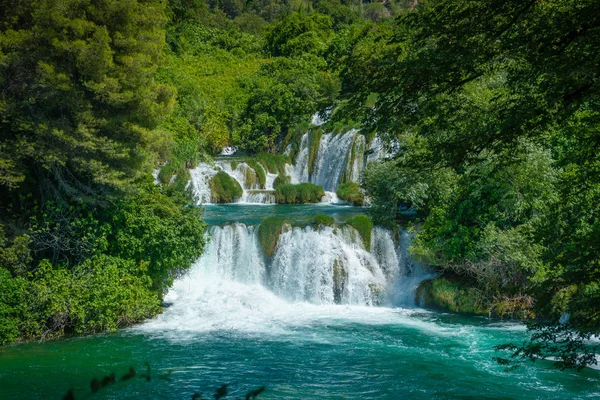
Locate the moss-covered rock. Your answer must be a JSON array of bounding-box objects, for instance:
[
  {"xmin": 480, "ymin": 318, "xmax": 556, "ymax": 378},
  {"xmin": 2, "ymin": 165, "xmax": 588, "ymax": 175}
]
[
  {"xmin": 314, "ymin": 214, "xmax": 335, "ymax": 227},
  {"xmin": 275, "ymin": 183, "xmax": 325, "ymax": 204},
  {"xmin": 257, "ymin": 217, "xmax": 288, "ymax": 257},
  {"xmin": 417, "ymin": 277, "xmax": 535, "ymax": 319},
  {"xmin": 333, "ymin": 259, "xmax": 347, "ymax": 304},
  {"xmin": 346, "ymin": 215, "xmax": 374, "ymax": 251},
  {"xmin": 210, "ymin": 171, "xmax": 243, "ymax": 203},
  {"xmin": 336, "ymin": 182, "xmax": 364, "ymax": 206},
  {"xmin": 273, "ymin": 174, "xmax": 291, "ymax": 189},
  {"xmin": 245, "ymin": 160, "xmax": 266, "ymax": 188},
  {"xmin": 308, "ymin": 129, "xmax": 323, "ymax": 176}
]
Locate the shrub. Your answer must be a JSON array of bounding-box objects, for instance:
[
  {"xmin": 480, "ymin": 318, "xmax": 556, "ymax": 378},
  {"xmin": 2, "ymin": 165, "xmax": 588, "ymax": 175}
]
[
  {"xmin": 336, "ymin": 182, "xmax": 364, "ymax": 206},
  {"xmin": 346, "ymin": 215, "xmax": 374, "ymax": 251},
  {"xmin": 273, "ymin": 174, "xmax": 291, "ymax": 189},
  {"xmin": 275, "ymin": 183, "xmax": 324, "ymax": 204},
  {"xmin": 210, "ymin": 171, "xmax": 244, "ymax": 203},
  {"xmin": 257, "ymin": 217, "xmax": 287, "ymax": 257}
]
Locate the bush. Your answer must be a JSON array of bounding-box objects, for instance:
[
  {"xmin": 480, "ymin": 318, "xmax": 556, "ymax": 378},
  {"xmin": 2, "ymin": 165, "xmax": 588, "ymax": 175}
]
[
  {"xmin": 313, "ymin": 214, "xmax": 335, "ymax": 227},
  {"xmin": 336, "ymin": 182, "xmax": 364, "ymax": 206},
  {"xmin": 210, "ymin": 171, "xmax": 244, "ymax": 203},
  {"xmin": 257, "ymin": 217, "xmax": 287, "ymax": 257},
  {"xmin": 273, "ymin": 174, "xmax": 291, "ymax": 189},
  {"xmin": 275, "ymin": 183, "xmax": 324, "ymax": 204},
  {"xmin": 346, "ymin": 215, "xmax": 374, "ymax": 251},
  {"xmin": 107, "ymin": 183, "xmax": 207, "ymax": 291}
]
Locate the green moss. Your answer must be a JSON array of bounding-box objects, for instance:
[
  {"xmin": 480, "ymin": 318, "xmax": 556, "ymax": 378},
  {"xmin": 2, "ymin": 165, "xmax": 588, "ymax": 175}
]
[
  {"xmin": 210, "ymin": 171, "xmax": 243, "ymax": 203},
  {"xmin": 346, "ymin": 215, "xmax": 374, "ymax": 251},
  {"xmin": 245, "ymin": 160, "xmax": 266, "ymax": 188},
  {"xmin": 314, "ymin": 214, "xmax": 335, "ymax": 227},
  {"xmin": 256, "ymin": 153, "xmax": 291, "ymax": 175},
  {"xmin": 273, "ymin": 174, "xmax": 291, "ymax": 189},
  {"xmin": 231, "ymin": 160, "xmax": 239, "ymax": 170},
  {"xmin": 257, "ymin": 217, "xmax": 287, "ymax": 257},
  {"xmin": 275, "ymin": 183, "xmax": 325, "ymax": 204},
  {"xmin": 243, "ymin": 165, "xmax": 258, "ymax": 188},
  {"xmin": 336, "ymin": 182, "xmax": 364, "ymax": 206},
  {"xmin": 307, "ymin": 129, "xmax": 323, "ymax": 176}
]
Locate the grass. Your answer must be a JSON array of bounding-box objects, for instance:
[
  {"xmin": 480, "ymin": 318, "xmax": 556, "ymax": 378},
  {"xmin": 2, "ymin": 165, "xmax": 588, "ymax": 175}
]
[
  {"xmin": 336, "ymin": 182, "xmax": 364, "ymax": 206},
  {"xmin": 210, "ymin": 171, "xmax": 243, "ymax": 203},
  {"xmin": 346, "ymin": 215, "xmax": 374, "ymax": 251},
  {"xmin": 275, "ymin": 183, "xmax": 324, "ymax": 204}
]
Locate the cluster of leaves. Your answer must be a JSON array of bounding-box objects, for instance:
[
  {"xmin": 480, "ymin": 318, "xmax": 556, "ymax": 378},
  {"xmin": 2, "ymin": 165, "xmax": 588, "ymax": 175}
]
[{"xmin": 344, "ymin": 0, "xmax": 600, "ymax": 368}]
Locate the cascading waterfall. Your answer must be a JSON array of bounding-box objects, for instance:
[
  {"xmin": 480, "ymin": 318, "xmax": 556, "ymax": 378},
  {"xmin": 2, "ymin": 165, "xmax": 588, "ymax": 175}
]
[
  {"xmin": 163, "ymin": 223, "xmax": 428, "ymax": 312},
  {"xmin": 187, "ymin": 127, "xmax": 376, "ymax": 205},
  {"xmin": 189, "ymin": 160, "xmax": 281, "ymax": 205}
]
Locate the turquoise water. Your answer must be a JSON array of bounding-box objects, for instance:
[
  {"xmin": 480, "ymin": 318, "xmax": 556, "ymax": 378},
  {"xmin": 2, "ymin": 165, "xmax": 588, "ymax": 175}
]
[
  {"xmin": 1, "ymin": 205, "xmax": 599, "ymax": 399},
  {"xmin": 1, "ymin": 309, "xmax": 599, "ymax": 399},
  {"xmin": 202, "ymin": 203, "xmax": 367, "ymax": 225}
]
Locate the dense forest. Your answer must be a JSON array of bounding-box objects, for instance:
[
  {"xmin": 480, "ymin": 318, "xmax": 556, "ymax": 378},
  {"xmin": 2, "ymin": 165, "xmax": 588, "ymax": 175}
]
[{"xmin": 0, "ymin": 0, "xmax": 598, "ymax": 370}]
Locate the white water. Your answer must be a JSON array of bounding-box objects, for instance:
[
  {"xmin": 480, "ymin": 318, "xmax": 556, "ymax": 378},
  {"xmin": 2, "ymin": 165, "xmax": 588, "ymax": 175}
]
[
  {"xmin": 187, "ymin": 128, "xmax": 388, "ymax": 204},
  {"xmin": 142, "ymin": 223, "xmax": 431, "ymax": 336}
]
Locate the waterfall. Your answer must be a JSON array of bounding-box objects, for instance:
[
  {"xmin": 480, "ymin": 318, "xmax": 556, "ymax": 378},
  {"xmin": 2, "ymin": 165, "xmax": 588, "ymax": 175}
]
[
  {"xmin": 189, "ymin": 161, "xmax": 282, "ymax": 205},
  {"xmin": 269, "ymin": 225, "xmax": 387, "ymax": 305},
  {"xmin": 167, "ymin": 223, "xmax": 427, "ymax": 308},
  {"xmin": 311, "ymin": 130, "xmax": 358, "ymax": 192}
]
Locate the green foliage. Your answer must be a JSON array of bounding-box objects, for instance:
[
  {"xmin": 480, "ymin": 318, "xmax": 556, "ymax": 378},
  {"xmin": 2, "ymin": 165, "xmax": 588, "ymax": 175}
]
[
  {"xmin": 275, "ymin": 183, "xmax": 325, "ymax": 204},
  {"xmin": 257, "ymin": 217, "xmax": 287, "ymax": 257},
  {"xmin": 266, "ymin": 12, "xmax": 334, "ymax": 57},
  {"xmin": 313, "ymin": 214, "xmax": 335, "ymax": 227},
  {"xmin": 106, "ymin": 183, "xmax": 207, "ymax": 291},
  {"xmin": 346, "ymin": 215, "xmax": 373, "ymax": 251},
  {"xmin": 0, "ymin": 0, "xmax": 173, "ymax": 195},
  {"xmin": 273, "ymin": 174, "xmax": 291, "ymax": 189},
  {"xmin": 336, "ymin": 182, "xmax": 363, "ymax": 206},
  {"xmin": 210, "ymin": 171, "xmax": 244, "ymax": 203}
]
